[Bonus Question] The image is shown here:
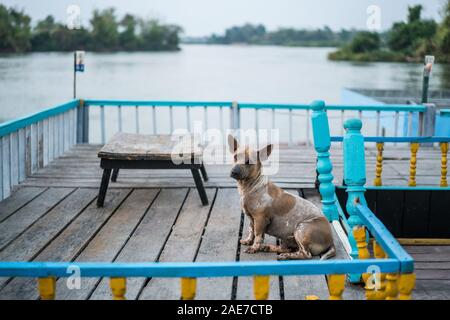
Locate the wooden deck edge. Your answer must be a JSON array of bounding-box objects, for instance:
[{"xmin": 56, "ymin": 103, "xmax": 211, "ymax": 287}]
[
  {"xmin": 397, "ymin": 238, "xmax": 450, "ymax": 245},
  {"xmin": 332, "ymin": 220, "xmax": 352, "ymax": 256}
]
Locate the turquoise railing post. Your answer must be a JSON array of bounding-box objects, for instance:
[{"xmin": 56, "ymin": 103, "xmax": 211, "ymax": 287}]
[
  {"xmin": 311, "ymin": 100, "xmax": 339, "ymax": 221},
  {"xmin": 343, "ymin": 118, "xmax": 368, "ymax": 283}
]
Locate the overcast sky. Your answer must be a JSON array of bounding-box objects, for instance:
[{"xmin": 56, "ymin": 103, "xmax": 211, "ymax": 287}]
[{"xmin": 2, "ymin": 0, "xmax": 447, "ymax": 36}]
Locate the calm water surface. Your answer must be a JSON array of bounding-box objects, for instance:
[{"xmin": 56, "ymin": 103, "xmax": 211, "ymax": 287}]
[{"xmin": 1, "ymin": 45, "xmax": 449, "ymax": 142}]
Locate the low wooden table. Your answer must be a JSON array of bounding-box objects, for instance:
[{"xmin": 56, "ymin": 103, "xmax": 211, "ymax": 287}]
[{"xmin": 97, "ymin": 133, "xmax": 208, "ymax": 207}]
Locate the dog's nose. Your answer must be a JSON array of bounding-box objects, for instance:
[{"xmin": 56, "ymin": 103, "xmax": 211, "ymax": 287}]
[{"xmin": 230, "ymin": 166, "xmax": 241, "ymax": 179}]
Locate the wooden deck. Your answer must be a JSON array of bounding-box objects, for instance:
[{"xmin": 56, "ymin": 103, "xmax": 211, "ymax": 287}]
[
  {"xmin": 17, "ymin": 144, "xmax": 447, "ymax": 188},
  {"xmin": 0, "ymin": 144, "xmax": 448, "ymax": 300}
]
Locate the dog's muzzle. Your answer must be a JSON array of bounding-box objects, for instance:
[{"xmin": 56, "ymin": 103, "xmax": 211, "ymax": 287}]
[{"xmin": 230, "ymin": 166, "xmax": 241, "ymax": 180}]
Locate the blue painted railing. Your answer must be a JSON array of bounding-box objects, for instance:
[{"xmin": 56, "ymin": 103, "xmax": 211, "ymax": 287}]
[
  {"xmin": 0, "ymin": 98, "xmax": 417, "ymax": 299},
  {"xmin": 0, "ymin": 194, "xmax": 413, "ymax": 299},
  {"xmin": 83, "ymin": 99, "xmax": 426, "ymax": 146},
  {"xmin": 311, "ymin": 100, "xmax": 416, "ymax": 292},
  {"xmin": 0, "ymin": 100, "xmax": 81, "ymax": 200},
  {"xmin": 0, "ymin": 98, "xmax": 425, "ymax": 201}
]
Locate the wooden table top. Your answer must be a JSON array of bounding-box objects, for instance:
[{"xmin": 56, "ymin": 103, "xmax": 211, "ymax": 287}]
[{"xmin": 98, "ymin": 133, "xmax": 203, "ymax": 161}]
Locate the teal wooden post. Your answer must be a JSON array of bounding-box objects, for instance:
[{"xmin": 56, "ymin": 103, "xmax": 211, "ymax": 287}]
[
  {"xmin": 311, "ymin": 100, "xmax": 339, "ymax": 221},
  {"xmin": 343, "ymin": 118, "xmax": 367, "ymax": 283}
]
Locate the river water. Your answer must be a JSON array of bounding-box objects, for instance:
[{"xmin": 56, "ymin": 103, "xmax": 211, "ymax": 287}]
[{"xmin": 1, "ymin": 45, "xmax": 448, "ymax": 142}]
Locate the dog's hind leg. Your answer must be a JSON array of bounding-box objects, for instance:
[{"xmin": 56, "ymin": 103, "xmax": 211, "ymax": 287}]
[
  {"xmin": 320, "ymin": 245, "xmax": 336, "ymax": 260},
  {"xmin": 277, "ymin": 229, "xmax": 313, "ymax": 260}
]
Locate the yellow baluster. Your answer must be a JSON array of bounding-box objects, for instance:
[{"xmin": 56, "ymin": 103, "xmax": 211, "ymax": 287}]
[
  {"xmin": 353, "ymin": 226, "xmax": 370, "ymax": 260},
  {"xmin": 327, "ymin": 274, "xmax": 345, "ymax": 300},
  {"xmin": 440, "ymin": 142, "xmax": 449, "ymax": 187},
  {"xmin": 253, "ymin": 275, "xmax": 270, "ymax": 300},
  {"xmin": 398, "ymin": 273, "xmax": 416, "ymax": 300},
  {"xmin": 372, "ymin": 240, "xmax": 387, "ymax": 300},
  {"xmin": 408, "ymin": 142, "xmax": 419, "ymax": 187},
  {"xmin": 385, "ymin": 273, "xmax": 399, "ymax": 300},
  {"xmin": 353, "ymin": 226, "xmax": 372, "ymax": 299},
  {"xmin": 305, "ymin": 295, "xmax": 320, "ymax": 300},
  {"xmin": 38, "ymin": 277, "xmax": 56, "ymax": 300},
  {"xmin": 373, "ymin": 142, "xmax": 384, "ymax": 186},
  {"xmin": 110, "ymin": 277, "xmax": 127, "ymax": 300},
  {"xmin": 181, "ymin": 277, "xmax": 197, "ymax": 300}
]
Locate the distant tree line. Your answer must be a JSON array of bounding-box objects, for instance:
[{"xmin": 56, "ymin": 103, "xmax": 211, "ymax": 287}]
[
  {"xmin": 206, "ymin": 24, "xmax": 359, "ymax": 47},
  {"xmin": 0, "ymin": 5, "xmax": 182, "ymax": 53},
  {"xmin": 329, "ymin": 3, "xmax": 450, "ymax": 63}
]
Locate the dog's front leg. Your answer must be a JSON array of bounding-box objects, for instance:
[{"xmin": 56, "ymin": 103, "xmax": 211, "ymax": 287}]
[
  {"xmin": 240, "ymin": 214, "xmax": 255, "ymax": 246},
  {"xmin": 244, "ymin": 215, "xmax": 268, "ymax": 254}
]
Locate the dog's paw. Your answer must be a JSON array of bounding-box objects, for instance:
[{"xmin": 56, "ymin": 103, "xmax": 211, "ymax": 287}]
[
  {"xmin": 277, "ymin": 253, "xmax": 290, "ymax": 260},
  {"xmin": 240, "ymin": 239, "xmax": 254, "ymax": 246},
  {"xmin": 244, "ymin": 246, "xmax": 259, "ymax": 254}
]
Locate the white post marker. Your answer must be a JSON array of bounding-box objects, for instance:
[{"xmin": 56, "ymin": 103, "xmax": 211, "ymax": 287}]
[{"xmin": 74, "ymin": 50, "xmax": 85, "ymax": 99}]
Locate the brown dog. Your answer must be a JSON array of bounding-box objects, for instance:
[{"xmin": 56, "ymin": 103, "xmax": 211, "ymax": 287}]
[{"xmin": 228, "ymin": 135, "xmax": 335, "ymax": 260}]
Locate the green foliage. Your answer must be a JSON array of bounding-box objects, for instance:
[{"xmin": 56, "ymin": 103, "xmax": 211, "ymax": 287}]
[
  {"xmin": 207, "ymin": 24, "xmax": 359, "ymax": 47},
  {"xmin": 349, "ymin": 32, "xmax": 380, "ymax": 53},
  {"xmin": 90, "ymin": 8, "xmax": 119, "ymax": 51},
  {"xmin": 0, "ymin": 5, "xmax": 181, "ymax": 53},
  {"xmin": 330, "ymin": 3, "xmax": 444, "ymax": 63},
  {"xmin": 388, "ymin": 5, "xmax": 437, "ymax": 55},
  {"xmin": 0, "ymin": 4, "xmax": 31, "ymax": 52},
  {"xmin": 438, "ymin": 1, "xmax": 450, "ymax": 61}
]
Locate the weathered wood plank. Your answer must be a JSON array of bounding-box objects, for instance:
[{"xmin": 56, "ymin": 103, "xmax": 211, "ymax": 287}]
[
  {"xmin": 98, "ymin": 133, "xmax": 203, "ymax": 161},
  {"xmin": 43, "ymin": 119, "xmax": 49, "ymax": 167},
  {"xmin": 18, "ymin": 128, "xmax": 26, "ymax": 182},
  {"xmin": 0, "ymin": 187, "xmax": 74, "ymax": 251},
  {"xmin": 194, "ymin": 188, "xmax": 241, "ymax": 300},
  {"xmin": 415, "ymin": 262, "xmax": 450, "ymax": 269},
  {"xmin": 413, "ymin": 280, "xmax": 450, "ymax": 300},
  {"xmin": 56, "ymin": 188, "xmax": 159, "ymax": 300},
  {"xmin": 0, "ymin": 187, "xmax": 46, "ymax": 223},
  {"xmin": 0, "ymin": 188, "xmax": 97, "ymax": 289},
  {"xmin": 10, "ymin": 132, "xmax": 19, "ymax": 187},
  {"xmin": 410, "ymin": 253, "xmax": 450, "ymax": 262},
  {"xmin": 1, "ymin": 136, "xmax": 11, "ymax": 199},
  {"xmin": 139, "ymin": 188, "xmax": 216, "ymax": 300},
  {"xmin": 64, "ymin": 112, "xmax": 70, "ymax": 152},
  {"xmin": 0, "ymin": 188, "xmax": 131, "ymax": 300},
  {"xmin": 30, "ymin": 123, "xmax": 38, "ymax": 174},
  {"xmin": 89, "ymin": 188, "xmax": 188, "ymax": 300},
  {"xmin": 405, "ymin": 246, "xmax": 450, "ymax": 254},
  {"xmin": 49, "ymin": 116, "xmax": 55, "ymax": 162},
  {"xmin": 415, "ymin": 269, "xmax": 450, "ymax": 280},
  {"xmin": 38, "ymin": 120, "xmax": 44, "ymax": 169},
  {"xmin": 283, "ymin": 189, "xmax": 330, "ymax": 300},
  {"xmin": 0, "ymin": 140, "xmax": 3, "ymax": 200},
  {"xmin": 235, "ymin": 214, "xmax": 280, "ymax": 300},
  {"xmin": 25, "ymin": 126, "xmax": 31, "ymax": 177}
]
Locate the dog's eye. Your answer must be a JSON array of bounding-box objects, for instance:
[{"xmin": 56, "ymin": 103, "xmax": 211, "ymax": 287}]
[
  {"xmin": 234, "ymin": 155, "xmax": 238, "ymax": 162},
  {"xmin": 245, "ymin": 159, "xmax": 250, "ymax": 165}
]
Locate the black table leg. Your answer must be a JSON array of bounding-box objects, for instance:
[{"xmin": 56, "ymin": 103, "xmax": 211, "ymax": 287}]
[
  {"xmin": 97, "ymin": 168, "xmax": 112, "ymax": 207},
  {"xmin": 200, "ymin": 164, "xmax": 209, "ymax": 182},
  {"xmin": 111, "ymin": 168, "xmax": 119, "ymax": 182},
  {"xmin": 191, "ymin": 168, "xmax": 208, "ymax": 205}
]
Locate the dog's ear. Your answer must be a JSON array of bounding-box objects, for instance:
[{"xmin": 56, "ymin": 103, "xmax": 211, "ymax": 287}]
[
  {"xmin": 228, "ymin": 135, "xmax": 239, "ymax": 153},
  {"xmin": 257, "ymin": 144, "xmax": 273, "ymax": 162}
]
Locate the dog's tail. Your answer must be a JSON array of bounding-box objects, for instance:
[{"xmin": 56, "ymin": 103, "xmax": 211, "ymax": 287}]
[{"xmin": 320, "ymin": 245, "xmax": 336, "ymax": 260}]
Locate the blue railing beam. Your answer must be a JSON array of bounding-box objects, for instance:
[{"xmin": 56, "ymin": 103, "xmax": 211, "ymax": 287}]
[
  {"xmin": 0, "ymin": 100, "xmax": 80, "ymax": 138},
  {"xmin": 356, "ymin": 204, "xmax": 414, "ymax": 273},
  {"xmin": 0, "ymin": 259, "xmax": 400, "ymax": 278},
  {"xmin": 84, "ymin": 100, "xmax": 233, "ymax": 107},
  {"xmin": 331, "ymin": 136, "xmax": 450, "ymax": 143}
]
